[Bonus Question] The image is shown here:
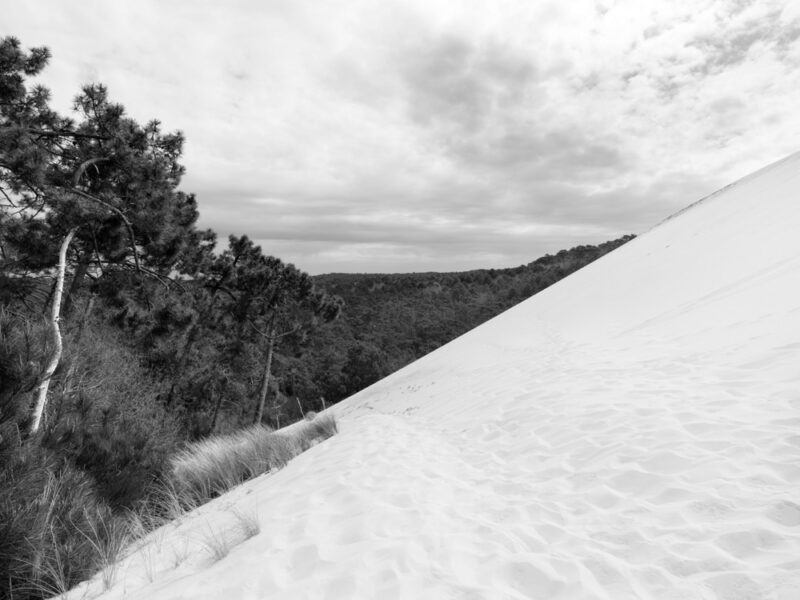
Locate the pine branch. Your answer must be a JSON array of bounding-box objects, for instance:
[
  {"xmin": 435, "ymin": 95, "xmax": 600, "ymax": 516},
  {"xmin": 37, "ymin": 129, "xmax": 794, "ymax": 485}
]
[
  {"xmin": 0, "ymin": 185, "xmax": 17, "ymax": 207},
  {"xmin": 1, "ymin": 127, "xmax": 111, "ymax": 140}
]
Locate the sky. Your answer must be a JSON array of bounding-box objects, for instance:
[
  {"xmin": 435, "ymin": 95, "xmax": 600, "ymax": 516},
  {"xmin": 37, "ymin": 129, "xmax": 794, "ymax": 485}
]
[{"xmin": 3, "ymin": 0, "xmax": 800, "ymax": 274}]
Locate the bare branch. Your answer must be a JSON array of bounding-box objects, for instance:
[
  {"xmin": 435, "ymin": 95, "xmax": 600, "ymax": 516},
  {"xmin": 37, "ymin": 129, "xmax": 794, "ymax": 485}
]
[
  {"xmin": 203, "ymin": 282, "xmax": 237, "ymax": 302},
  {"xmin": 247, "ymin": 319, "xmax": 268, "ymax": 338},
  {"xmin": 0, "ymin": 185, "xmax": 18, "ymax": 207},
  {"xmin": 72, "ymin": 156, "xmax": 109, "ymax": 187},
  {"xmin": 124, "ymin": 262, "xmax": 177, "ymax": 290},
  {"xmin": 275, "ymin": 325, "xmax": 301, "ymax": 339},
  {"xmin": 95, "ymin": 257, "xmax": 185, "ymax": 291},
  {"xmin": 60, "ymin": 186, "xmax": 141, "ymax": 275},
  {"xmin": 247, "ymin": 318, "xmax": 299, "ymax": 340}
]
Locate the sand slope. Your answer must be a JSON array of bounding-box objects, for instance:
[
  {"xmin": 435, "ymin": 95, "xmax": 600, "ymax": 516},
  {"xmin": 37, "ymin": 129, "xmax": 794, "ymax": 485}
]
[{"xmin": 71, "ymin": 152, "xmax": 800, "ymax": 599}]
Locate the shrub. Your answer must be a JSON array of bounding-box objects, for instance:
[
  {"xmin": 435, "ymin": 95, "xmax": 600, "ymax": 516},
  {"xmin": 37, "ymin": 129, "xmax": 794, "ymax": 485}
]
[{"xmin": 41, "ymin": 316, "xmax": 182, "ymax": 510}]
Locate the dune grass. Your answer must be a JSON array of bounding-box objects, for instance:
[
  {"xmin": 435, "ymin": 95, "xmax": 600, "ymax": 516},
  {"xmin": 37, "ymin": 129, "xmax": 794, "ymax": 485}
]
[
  {"xmin": 198, "ymin": 523, "xmax": 233, "ymax": 563},
  {"xmin": 231, "ymin": 505, "xmax": 261, "ymax": 540},
  {"xmin": 0, "ymin": 450, "xmax": 124, "ymax": 599},
  {"xmin": 5, "ymin": 414, "xmax": 337, "ymax": 599},
  {"xmin": 169, "ymin": 413, "xmax": 338, "ymax": 504}
]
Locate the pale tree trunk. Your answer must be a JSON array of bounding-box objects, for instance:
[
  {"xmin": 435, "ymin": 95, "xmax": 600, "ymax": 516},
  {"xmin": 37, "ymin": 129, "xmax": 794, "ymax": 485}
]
[
  {"xmin": 29, "ymin": 227, "xmax": 77, "ymax": 437},
  {"xmin": 63, "ymin": 250, "xmax": 91, "ymax": 315},
  {"xmin": 253, "ymin": 320, "xmax": 277, "ymax": 425}
]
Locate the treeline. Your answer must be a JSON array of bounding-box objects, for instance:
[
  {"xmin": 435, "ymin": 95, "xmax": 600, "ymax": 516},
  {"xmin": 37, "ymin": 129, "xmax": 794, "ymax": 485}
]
[{"xmin": 305, "ymin": 235, "xmax": 634, "ymax": 404}]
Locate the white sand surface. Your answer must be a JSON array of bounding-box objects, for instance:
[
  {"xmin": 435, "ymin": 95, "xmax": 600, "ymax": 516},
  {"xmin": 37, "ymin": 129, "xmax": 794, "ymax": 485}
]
[{"xmin": 71, "ymin": 152, "xmax": 800, "ymax": 599}]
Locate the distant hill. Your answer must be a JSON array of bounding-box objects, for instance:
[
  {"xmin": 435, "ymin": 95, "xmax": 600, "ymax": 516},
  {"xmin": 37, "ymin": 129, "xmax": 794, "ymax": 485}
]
[{"xmin": 300, "ymin": 235, "xmax": 635, "ymax": 406}]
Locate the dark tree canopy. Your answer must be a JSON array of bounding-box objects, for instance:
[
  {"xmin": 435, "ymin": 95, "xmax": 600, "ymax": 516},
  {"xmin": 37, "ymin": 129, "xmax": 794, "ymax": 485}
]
[{"xmin": 1, "ymin": 39, "xmax": 200, "ymax": 308}]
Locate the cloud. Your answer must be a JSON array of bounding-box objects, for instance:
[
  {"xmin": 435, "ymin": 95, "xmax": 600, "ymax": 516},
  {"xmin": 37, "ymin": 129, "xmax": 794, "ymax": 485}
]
[
  {"xmin": 689, "ymin": 8, "xmax": 800, "ymax": 75},
  {"xmin": 398, "ymin": 33, "xmax": 538, "ymax": 133},
  {"xmin": 3, "ymin": 0, "xmax": 800, "ymax": 274}
]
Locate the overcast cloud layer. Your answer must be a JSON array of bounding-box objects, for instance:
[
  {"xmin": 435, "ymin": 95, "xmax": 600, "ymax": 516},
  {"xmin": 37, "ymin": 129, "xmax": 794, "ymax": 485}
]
[{"xmin": 3, "ymin": 0, "xmax": 800, "ymax": 273}]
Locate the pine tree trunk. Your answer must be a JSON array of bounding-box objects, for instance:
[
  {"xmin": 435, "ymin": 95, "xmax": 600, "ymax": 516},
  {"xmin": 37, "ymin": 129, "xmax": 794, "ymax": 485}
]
[
  {"xmin": 253, "ymin": 321, "xmax": 277, "ymax": 425},
  {"xmin": 64, "ymin": 250, "xmax": 91, "ymax": 315},
  {"xmin": 29, "ymin": 228, "xmax": 77, "ymax": 437}
]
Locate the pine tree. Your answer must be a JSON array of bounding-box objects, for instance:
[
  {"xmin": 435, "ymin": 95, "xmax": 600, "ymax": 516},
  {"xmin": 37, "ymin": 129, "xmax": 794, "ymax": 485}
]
[{"xmin": 1, "ymin": 36, "xmax": 200, "ymax": 435}]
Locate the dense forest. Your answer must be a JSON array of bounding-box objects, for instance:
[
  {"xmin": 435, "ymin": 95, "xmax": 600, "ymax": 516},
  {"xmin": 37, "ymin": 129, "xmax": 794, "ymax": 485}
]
[{"xmin": 0, "ymin": 36, "xmax": 632, "ymax": 598}]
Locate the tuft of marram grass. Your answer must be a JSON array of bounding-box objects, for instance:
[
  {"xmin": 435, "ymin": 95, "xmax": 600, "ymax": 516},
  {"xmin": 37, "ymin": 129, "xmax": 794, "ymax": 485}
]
[
  {"xmin": 169, "ymin": 414, "xmax": 337, "ymax": 504},
  {"xmin": 295, "ymin": 413, "xmax": 338, "ymax": 451},
  {"xmin": 231, "ymin": 506, "xmax": 261, "ymax": 540},
  {"xmin": 78, "ymin": 513, "xmax": 131, "ymax": 591},
  {"xmin": 198, "ymin": 523, "xmax": 233, "ymax": 562}
]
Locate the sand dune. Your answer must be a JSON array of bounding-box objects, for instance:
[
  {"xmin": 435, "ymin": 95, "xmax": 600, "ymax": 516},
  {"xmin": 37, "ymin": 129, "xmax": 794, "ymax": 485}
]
[{"xmin": 70, "ymin": 152, "xmax": 800, "ymax": 599}]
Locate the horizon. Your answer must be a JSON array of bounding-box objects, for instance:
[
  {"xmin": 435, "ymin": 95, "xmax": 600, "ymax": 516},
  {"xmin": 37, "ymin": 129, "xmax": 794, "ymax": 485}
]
[
  {"xmin": 3, "ymin": 0, "xmax": 799, "ymax": 274},
  {"xmin": 309, "ymin": 233, "xmax": 635, "ymax": 277}
]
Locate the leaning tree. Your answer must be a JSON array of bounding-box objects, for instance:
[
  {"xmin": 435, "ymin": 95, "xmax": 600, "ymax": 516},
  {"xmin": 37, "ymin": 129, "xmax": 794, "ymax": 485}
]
[
  {"xmin": 0, "ymin": 36, "xmax": 199, "ymax": 436},
  {"xmin": 219, "ymin": 235, "xmax": 343, "ymax": 426}
]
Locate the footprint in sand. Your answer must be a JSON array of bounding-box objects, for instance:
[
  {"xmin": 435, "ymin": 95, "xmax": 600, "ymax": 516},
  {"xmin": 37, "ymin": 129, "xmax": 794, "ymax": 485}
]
[
  {"xmin": 494, "ymin": 558, "xmax": 566, "ymax": 599},
  {"xmin": 288, "ymin": 543, "xmax": 324, "ymax": 580},
  {"xmin": 702, "ymin": 572, "xmax": 763, "ymax": 600},
  {"xmin": 683, "ymin": 498, "xmax": 735, "ymax": 521},
  {"xmin": 639, "ymin": 450, "xmax": 696, "ymax": 474},
  {"xmin": 765, "ymin": 500, "xmax": 800, "ymax": 526},
  {"xmin": 713, "ymin": 529, "xmax": 784, "ymax": 559},
  {"xmin": 660, "ymin": 553, "xmax": 739, "ymax": 578},
  {"xmin": 608, "ymin": 469, "xmax": 663, "ymax": 495},
  {"xmin": 323, "ymin": 574, "xmax": 358, "ymax": 600}
]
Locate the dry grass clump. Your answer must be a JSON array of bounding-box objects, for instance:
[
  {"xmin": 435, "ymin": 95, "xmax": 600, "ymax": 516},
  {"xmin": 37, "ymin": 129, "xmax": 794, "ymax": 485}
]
[
  {"xmin": 0, "ymin": 414, "xmax": 337, "ymax": 599},
  {"xmin": 231, "ymin": 506, "xmax": 261, "ymax": 540},
  {"xmin": 295, "ymin": 413, "xmax": 338, "ymax": 451},
  {"xmin": 169, "ymin": 413, "xmax": 337, "ymax": 503},
  {"xmin": 198, "ymin": 523, "xmax": 233, "ymax": 563},
  {"xmin": 0, "ymin": 450, "xmax": 129, "ymax": 599}
]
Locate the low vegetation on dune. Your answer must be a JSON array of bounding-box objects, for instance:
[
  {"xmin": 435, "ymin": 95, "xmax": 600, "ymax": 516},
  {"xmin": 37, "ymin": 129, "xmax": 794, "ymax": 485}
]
[
  {"xmin": 0, "ymin": 452, "xmax": 119, "ymax": 599},
  {"xmin": 169, "ymin": 414, "xmax": 338, "ymax": 505},
  {"xmin": 2, "ymin": 412, "xmax": 338, "ymax": 599}
]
